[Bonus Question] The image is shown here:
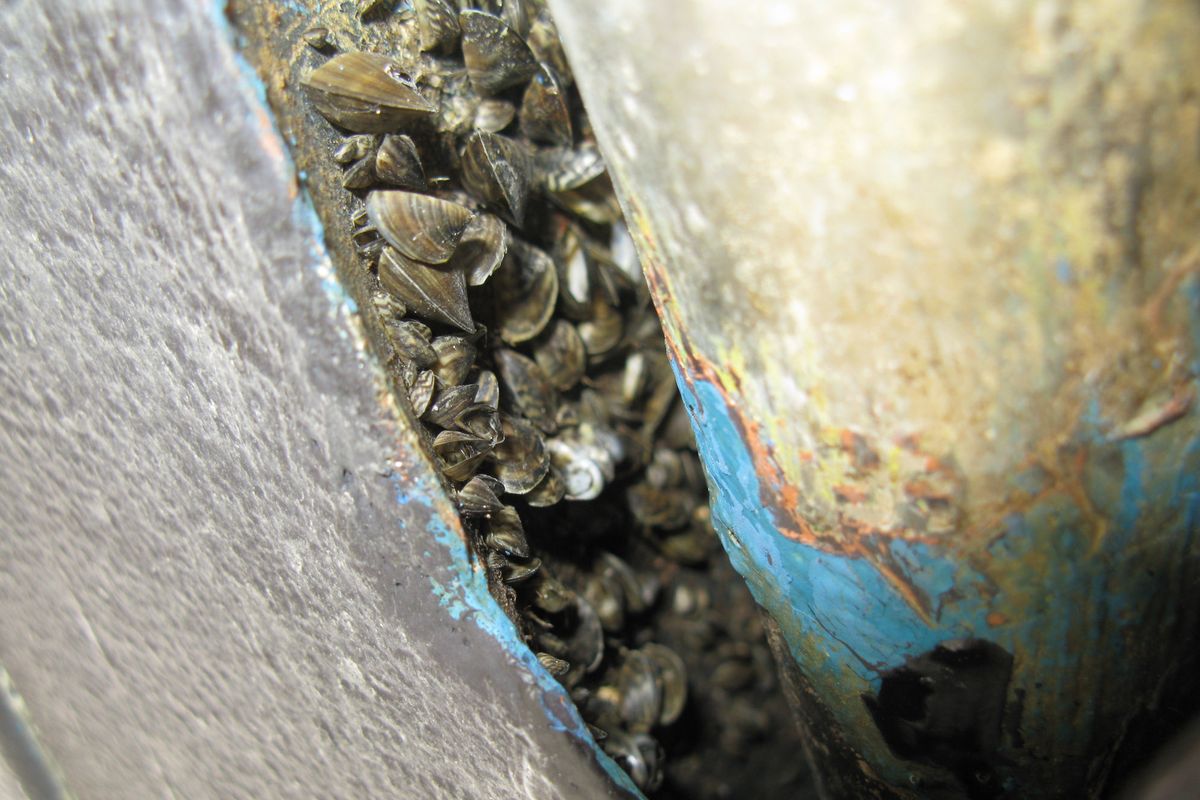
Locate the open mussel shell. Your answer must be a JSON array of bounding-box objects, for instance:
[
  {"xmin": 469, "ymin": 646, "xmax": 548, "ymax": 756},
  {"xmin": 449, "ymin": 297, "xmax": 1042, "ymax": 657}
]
[
  {"xmin": 474, "ymin": 98, "xmax": 516, "ymax": 134},
  {"xmin": 457, "ymin": 474, "xmax": 504, "ymax": 516},
  {"xmin": 378, "ymin": 248, "xmax": 475, "ymax": 333},
  {"xmin": 461, "ymin": 131, "xmax": 532, "ymax": 226},
  {"xmin": 493, "ymin": 241, "xmax": 558, "ymax": 344},
  {"xmin": 601, "ymin": 731, "xmax": 648, "ymax": 785},
  {"xmin": 460, "ymin": 10, "xmax": 538, "ymax": 95},
  {"xmin": 495, "ymin": 348, "xmax": 558, "ymax": 433},
  {"xmin": 415, "ymin": 0, "xmax": 460, "ymax": 54},
  {"xmin": 367, "ymin": 190, "xmax": 474, "ymax": 264},
  {"xmin": 491, "ymin": 414, "xmax": 549, "ymax": 494},
  {"xmin": 374, "ymin": 134, "xmax": 427, "ymax": 190},
  {"xmin": 448, "ymin": 213, "xmax": 509, "ymax": 287},
  {"xmin": 485, "ymin": 505, "xmax": 529, "ymax": 557},
  {"xmin": 642, "ymin": 643, "xmax": 687, "ymax": 727},
  {"xmin": 424, "ymin": 383, "xmax": 479, "ymax": 429},
  {"xmin": 533, "ymin": 319, "xmax": 585, "ymax": 391},
  {"xmin": 521, "ymin": 63, "xmax": 572, "ymax": 146},
  {"xmin": 433, "ymin": 429, "xmax": 492, "ymax": 482},
  {"xmin": 302, "ymin": 52, "xmax": 437, "ymax": 133}
]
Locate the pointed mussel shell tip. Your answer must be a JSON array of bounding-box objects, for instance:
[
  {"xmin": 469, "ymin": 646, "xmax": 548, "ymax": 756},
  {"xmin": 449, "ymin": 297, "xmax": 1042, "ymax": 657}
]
[
  {"xmin": 301, "ymin": 51, "xmax": 437, "ymax": 133},
  {"xmin": 378, "ymin": 247, "xmax": 475, "ymax": 333},
  {"xmin": 460, "ymin": 9, "xmax": 538, "ymax": 95}
]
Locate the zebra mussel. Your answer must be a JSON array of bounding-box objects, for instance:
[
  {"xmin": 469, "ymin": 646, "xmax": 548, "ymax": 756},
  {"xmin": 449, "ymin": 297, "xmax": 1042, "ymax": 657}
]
[{"xmin": 289, "ymin": 2, "xmax": 807, "ymax": 796}]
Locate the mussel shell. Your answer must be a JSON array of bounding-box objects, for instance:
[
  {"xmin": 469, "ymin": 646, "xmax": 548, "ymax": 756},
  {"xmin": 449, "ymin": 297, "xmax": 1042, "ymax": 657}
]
[
  {"xmin": 474, "ymin": 98, "xmax": 517, "ymax": 133},
  {"xmin": 526, "ymin": 14, "xmax": 572, "ymax": 87},
  {"xmin": 537, "ymin": 651, "xmax": 570, "ymax": 677},
  {"xmin": 386, "ymin": 319, "xmax": 437, "ymax": 369},
  {"xmin": 565, "ymin": 594, "xmax": 605, "ymax": 674},
  {"xmin": 341, "ymin": 156, "xmax": 376, "ymax": 189},
  {"xmin": 424, "ymin": 383, "xmax": 479, "ymax": 429},
  {"xmin": 461, "ymin": 131, "xmax": 532, "ymax": 226},
  {"xmin": 529, "ymin": 573, "xmax": 573, "ymax": 615},
  {"xmin": 433, "ymin": 429, "xmax": 492, "ymax": 482},
  {"xmin": 407, "ymin": 369, "xmax": 437, "ymax": 417},
  {"xmin": 584, "ymin": 573, "xmax": 624, "ymax": 634},
  {"xmin": 502, "ymin": 555, "xmax": 542, "ymax": 584},
  {"xmin": 577, "ymin": 292, "xmax": 623, "ymax": 358},
  {"xmin": 599, "ymin": 552, "xmax": 654, "ymax": 614},
  {"xmin": 374, "ymin": 134, "xmax": 427, "ymax": 190},
  {"xmin": 627, "ymin": 484, "xmax": 692, "ymax": 530},
  {"xmin": 618, "ymin": 650, "xmax": 663, "ymax": 734},
  {"xmin": 642, "ymin": 643, "xmax": 687, "ymax": 727},
  {"xmin": 553, "ymin": 173, "xmax": 623, "ymax": 224},
  {"xmin": 524, "ymin": 465, "xmax": 565, "ymax": 507},
  {"xmin": 333, "ymin": 134, "xmax": 375, "ymax": 164},
  {"xmin": 494, "ymin": 348, "xmax": 558, "ymax": 433},
  {"xmin": 553, "ymin": 225, "xmax": 591, "ymax": 321},
  {"xmin": 430, "ymin": 335, "xmax": 476, "ymax": 386},
  {"xmin": 378, "ymin": 248, "xmax": 474, "ymax": 333},
  {"xmin": 548, "ymin": 438, "xmax": 607, "ymax": 501},
  {"xmin": 521, "ymin": 63, "xmax": 572, "ymax": 146},
  {"xmin": 485, "ymin": 505, "xmax": 529, "ymax": 557},
  {"xmin": 302, "ymin": 52, "xmax": 437, "ymax": 133},
  {"xmin": 454, "ymin": 402, "xmax": 502, "ymax": 442},
  {"xmin": 490, "ymin": 413, "xmax": 549, "ymax": 494},
  {"xmin": 533, "ymin": 319, "xmax": 585, "ymax": 391},
  {"xmin": 460, "ymin": 10, "xmax": 538, "ymax": 95},
  {"xmin": 535, "ymin": 144, "xmax": 605, "ymax": 193},
  {"xmin": 475, "ymin": 369, "xmax": 500, "ymax": 410},
  {"xmin": 302, "ymin": 26, "xmax": 334, "ymax": 51},
  {"xmin": 371, "ymin": 290, "xmax": 406, "ymax": 323},
  {"xmin": 493, "ymin": 241, "xmax": 558, "ymax": 344},
  {"xmin": 448, "ymin": 213, "xmax": 509, "ymax": 287},
  {"xmin": 367, "ymin": 190, "xmax": 474, "ymax": 265},
  {"xmin": 477, "ymin": 0, "xmax": 530, "ymax": 37},
  {"xmin": 457, "ymin": 474, "xmax": 503, "ymax": 516},
  {"xmin": 415, "ymin": 0, "xmax": 460, "ymax": 54}
]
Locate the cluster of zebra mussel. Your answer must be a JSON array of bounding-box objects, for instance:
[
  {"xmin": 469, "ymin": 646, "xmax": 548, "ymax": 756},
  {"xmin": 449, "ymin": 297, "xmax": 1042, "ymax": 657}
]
[{"xmin": 298, "ymin": 1, "xmax": 716, "ymax": 791}]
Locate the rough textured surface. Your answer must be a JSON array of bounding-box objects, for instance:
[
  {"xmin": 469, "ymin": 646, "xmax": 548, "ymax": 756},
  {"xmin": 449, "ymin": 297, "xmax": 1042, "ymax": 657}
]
[
  {"xmin": 550, "ymin": 0, "xmax": 1200, "ymax": 796},
  {"xmin": 0, "ymin": 0, "xmax": 622, "ymax": 797}
]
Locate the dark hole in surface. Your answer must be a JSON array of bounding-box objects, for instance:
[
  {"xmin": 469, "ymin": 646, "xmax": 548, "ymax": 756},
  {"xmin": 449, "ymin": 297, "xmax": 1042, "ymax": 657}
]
[{"xmin": 863, "ymin": 638, "xmax": 1013, "ymax": 799}]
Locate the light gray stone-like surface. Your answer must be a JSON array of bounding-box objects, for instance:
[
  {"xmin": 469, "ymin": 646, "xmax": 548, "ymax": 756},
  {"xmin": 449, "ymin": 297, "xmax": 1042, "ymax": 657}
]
[{"xmin": 0, "ymin": 1, "xmax": 619, "ymax": 797}]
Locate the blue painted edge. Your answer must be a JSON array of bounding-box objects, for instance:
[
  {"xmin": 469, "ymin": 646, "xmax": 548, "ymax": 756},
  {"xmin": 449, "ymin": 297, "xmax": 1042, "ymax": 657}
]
[{"xmin": 209, "ymin": 5, "xmax": 641, "ymax": 795}]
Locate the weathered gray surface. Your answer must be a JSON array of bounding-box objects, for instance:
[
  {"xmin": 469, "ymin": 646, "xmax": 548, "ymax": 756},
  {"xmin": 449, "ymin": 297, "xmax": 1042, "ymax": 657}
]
[{"xmin": 0, "ymin": 0, "xmax": 619, "ymax": 797}]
